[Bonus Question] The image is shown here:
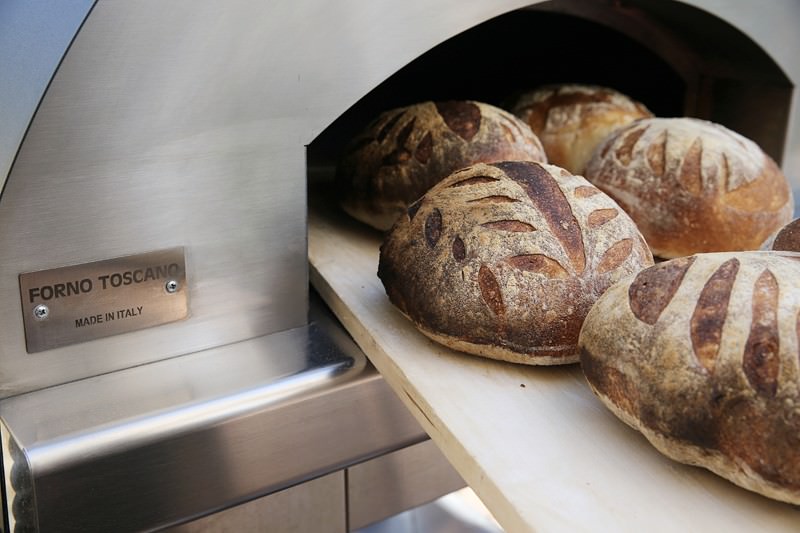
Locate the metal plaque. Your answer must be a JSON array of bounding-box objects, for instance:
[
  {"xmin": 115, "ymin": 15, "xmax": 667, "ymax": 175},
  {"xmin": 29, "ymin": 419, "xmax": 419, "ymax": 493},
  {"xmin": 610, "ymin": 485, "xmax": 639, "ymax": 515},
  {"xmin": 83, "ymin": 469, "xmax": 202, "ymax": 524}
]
[{"xmin": 19, "ymin": 247, "xmax": 188, "ymax": 353}]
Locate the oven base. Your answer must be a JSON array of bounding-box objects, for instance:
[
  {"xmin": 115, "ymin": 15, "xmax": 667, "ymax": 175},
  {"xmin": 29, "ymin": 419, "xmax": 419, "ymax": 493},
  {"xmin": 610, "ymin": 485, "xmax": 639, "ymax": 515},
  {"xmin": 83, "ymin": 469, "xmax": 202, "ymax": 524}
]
[{"xmin": 0, "ymin": 298, "xmax": 430, "ymax": 532}]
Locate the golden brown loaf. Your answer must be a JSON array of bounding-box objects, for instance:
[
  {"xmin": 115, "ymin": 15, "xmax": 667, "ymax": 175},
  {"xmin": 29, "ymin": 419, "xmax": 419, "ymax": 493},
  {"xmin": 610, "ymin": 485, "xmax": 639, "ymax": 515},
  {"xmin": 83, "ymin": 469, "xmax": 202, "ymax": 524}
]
[
  {"xmin": 337, "ymin": 101, "xmax": 547, "ymax": 231},
  {"xmin": 579, "ymin": 252, "xmax": 800, "ymax": 504},
  {"xmin": 511, "ymin": 84, "xmax": 652, "ymax": 174},
  {"xmin": 584, "ymin": 117, "xmax": 793, "ymax": 258},
  {"xmin": 378, "ymin": 161, "xmax": 653, "ymax": 365}
]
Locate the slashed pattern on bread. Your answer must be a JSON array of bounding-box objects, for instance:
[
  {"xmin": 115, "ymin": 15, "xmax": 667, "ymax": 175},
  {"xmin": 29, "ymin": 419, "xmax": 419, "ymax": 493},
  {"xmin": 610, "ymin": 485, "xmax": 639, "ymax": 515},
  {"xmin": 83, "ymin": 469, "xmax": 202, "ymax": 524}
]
[
  {"xmin": 511, "ymin": 84, "xmax": 652, "ymax": 174},
  {"xmin": 338, "ymin": 101, "xmax": 547, "ymax": 231},
  {"xmin": 579, "ymin": 252, "xmax": 800, "ymax": 504},
  {"xmin": 378, "ymin": 161, "xmax": 653, "ymax": 365},
  {"xmin": 584, "ymin": 117, "xmax": 793, "ymax": 258}
]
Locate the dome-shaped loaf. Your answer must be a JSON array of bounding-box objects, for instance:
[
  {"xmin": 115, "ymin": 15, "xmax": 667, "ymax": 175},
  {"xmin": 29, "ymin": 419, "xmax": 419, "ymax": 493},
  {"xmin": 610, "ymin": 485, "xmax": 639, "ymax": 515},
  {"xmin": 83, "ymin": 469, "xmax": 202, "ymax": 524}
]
[
  {"xmin": 337, "ymin": 101, "xmax": 547, "ymax": 231},
  {"xmin": 378, "ymin": 161, "xmax": 653, "ymax": 365},
  {"xmin": 584, "ymin": 117, "xmax": 793, "ymax": 258},
  {"xmin": 579, "ymin": 252, "xmax": 800, "ymax": 504},
  {"xmin": 511, "ymin": 84, "xmax": 652, "ymax": 174}
]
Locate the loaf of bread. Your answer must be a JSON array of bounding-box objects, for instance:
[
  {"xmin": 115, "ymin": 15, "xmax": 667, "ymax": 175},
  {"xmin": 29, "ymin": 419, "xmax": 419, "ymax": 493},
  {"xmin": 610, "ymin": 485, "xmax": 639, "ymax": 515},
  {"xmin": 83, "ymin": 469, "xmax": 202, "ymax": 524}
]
[
  {"xmin": 511, "ymin": 84, "xmax": 652, "ymax": 174},
  {"xmin": 771, "ymin": 219, "xmax": 800, "ymax": 251},
  {"xmin": 337, "ymin": 101, "xmax": 547, "ymax": 231},
  {"xmin": 579, "ymin": 252, "xmax": 800, "ymax": 504},
  {"xmin": 584, "ymin": 117, "xmax": 793, "ymax": 258},
  {"xmin": 378, "ymin": 161, "xmax": 653, "ymax": 365}
]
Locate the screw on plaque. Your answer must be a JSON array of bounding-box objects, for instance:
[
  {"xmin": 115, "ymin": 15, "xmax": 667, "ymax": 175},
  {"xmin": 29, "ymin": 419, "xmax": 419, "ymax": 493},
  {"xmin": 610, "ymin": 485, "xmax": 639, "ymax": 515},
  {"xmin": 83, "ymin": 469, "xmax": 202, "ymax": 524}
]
[
  {"xmin": 33, "ymin": 304, "xmax": 49, "ymax": 320},
  {"xmin": 165, "ymin": 280, "xmax": 179, "ymax": 293}
]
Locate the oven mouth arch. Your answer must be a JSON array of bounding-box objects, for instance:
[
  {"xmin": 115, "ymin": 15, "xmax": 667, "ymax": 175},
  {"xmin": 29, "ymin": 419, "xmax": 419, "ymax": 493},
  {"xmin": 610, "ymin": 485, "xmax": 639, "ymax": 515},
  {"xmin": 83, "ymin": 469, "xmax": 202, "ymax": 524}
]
[{"xmin": 308, "ymin": 0, "xmax": 793, "ymax": 171}]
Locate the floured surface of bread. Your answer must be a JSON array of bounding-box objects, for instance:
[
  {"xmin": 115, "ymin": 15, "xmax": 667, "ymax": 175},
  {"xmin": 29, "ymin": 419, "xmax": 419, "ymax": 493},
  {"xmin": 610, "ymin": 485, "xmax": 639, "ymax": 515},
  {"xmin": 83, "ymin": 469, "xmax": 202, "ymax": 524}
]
[
  {"xmin": 338, "ymin": 101, "xmax": 546, "ymax": 230},
  {"xmin": 378, "ymin": 161, "xmax": 652, "ymax": 364},
  {"xmin": 580, "ymin": 251, "xmax": 800, "ymax": 504},
  {"xmin": 584, "ymin": 117, "xmax": 793, "ymax": 258},
  {"xmin": 512, "ymin": 84, "xmax": 652, "ymax": 174}
]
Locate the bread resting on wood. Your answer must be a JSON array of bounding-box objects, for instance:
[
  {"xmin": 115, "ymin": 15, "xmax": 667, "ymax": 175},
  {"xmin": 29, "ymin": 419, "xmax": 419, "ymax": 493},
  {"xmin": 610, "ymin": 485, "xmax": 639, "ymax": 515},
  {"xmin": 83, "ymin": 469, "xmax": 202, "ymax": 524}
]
[
  {"xmin": 337, "ymin": 101, "xmax": 547, "ymax": 231},
  {"xmin": 584, "ymin": 117, "xmax": 793, "ymax": 258},
  {"xmin": 378, "ymin": 160, "xmax": 653, "ymax": 365},
  {"xmin": 580, "ymin": 251, "xmax": 800, "ymax": 504}
]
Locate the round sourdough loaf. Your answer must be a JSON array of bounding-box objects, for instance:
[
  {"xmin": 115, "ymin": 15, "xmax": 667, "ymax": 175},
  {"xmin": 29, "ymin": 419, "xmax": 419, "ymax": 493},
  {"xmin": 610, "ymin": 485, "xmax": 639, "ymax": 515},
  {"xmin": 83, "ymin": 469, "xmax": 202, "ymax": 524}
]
[
  {"xmin": 511, "ymin": 84, "xmax": 652, "ymax": 174},
  {"xmin": 337, "ymin": 101, "xmax": 546, "ymax": 231},
  {"xmin": 579, "ymin": 252, "xmax": 800, "ymax": 504},
  {"xmin": 378, "ymin": 161, "xmax": 653, "ymax": 365},
  {"xmin": 584, "ymin": 117, "xmax": 793, "ymax": 258}
]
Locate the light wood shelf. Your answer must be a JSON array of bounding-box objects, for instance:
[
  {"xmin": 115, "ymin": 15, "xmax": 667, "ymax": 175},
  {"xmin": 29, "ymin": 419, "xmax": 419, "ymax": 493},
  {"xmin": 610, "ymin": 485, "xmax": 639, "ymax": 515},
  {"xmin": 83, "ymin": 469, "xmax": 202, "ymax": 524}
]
[{"xmin": 308, "ymin": 203, "xmax": 799, "ymax": 533}]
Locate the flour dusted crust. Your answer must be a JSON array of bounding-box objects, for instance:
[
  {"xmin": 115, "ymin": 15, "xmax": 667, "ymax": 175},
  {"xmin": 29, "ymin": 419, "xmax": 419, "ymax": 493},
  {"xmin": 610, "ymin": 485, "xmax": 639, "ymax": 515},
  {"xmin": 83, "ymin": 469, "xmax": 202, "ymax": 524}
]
[
  {"xmin": 338, "ymin": 101, "xmax": 547, "ymax": 230},
  {"xmin": 579, "ymin": 252, "xmax": 800, "ymax": 503},
  {"xmin": 584, "ymin": 117, "xmax": 793, "ymax": 258},
  {"xmin": 378, "ymin": 161, "xmax": 653, "ymax": 364},
  {"xmin": 511, "ymin": 84, "xmax": 652, "ymax": 174}
]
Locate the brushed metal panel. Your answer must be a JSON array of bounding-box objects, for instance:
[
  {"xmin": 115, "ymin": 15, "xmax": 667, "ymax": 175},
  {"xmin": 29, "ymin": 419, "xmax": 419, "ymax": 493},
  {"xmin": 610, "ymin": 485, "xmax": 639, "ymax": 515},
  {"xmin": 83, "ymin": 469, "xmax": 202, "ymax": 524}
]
[
  {"xmin": 0, "ymin": 0, "xmax": 94, "ymax": 188},
  {"xmin": 0, "ymin": 313, "xmax": 427, "ymax": 532},
  {"xmin": 167, "ymin": 472, "xmax": 346, "ymax": 533},
  {"xmin": 0, "ymin": 0, "xmax": 535, "ymax": 397},
  {"xmin": 20, "ymin": 247, "xmax": 187, "ymax": 352},
  {"xmin": 0, "ymin": 0, "xmax": 314, "ymax": 396},
  {"xmin": 3, "ymin": 0, "xmax": 796, "ymax": 398},
  {"xmin": 348, "ymin": 440, "xmax": 467, "ymax": 531}
]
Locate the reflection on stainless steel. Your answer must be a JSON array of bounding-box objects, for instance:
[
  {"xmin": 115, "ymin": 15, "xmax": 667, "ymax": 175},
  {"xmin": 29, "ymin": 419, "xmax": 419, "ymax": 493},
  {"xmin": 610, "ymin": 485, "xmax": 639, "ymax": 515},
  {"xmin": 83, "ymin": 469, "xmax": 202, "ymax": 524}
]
[
  {"xmin": 348, "ymin": 440, "xmax": 467, "ymax": 530},
  {"xmin": 19, "ymin": 247, "xmax": 188, "ymax": 353},
  {"xmin": 167, "ymin": 471, "xmax": 348, "ymax": 533},
  {"xmin": 1, "ymin": 0, "xmax": 799, "ymax": 531},
  {"xmin": 1, "ymin": 427, "xmax": 32, "ymax": 533},
  {"xmin": 0, "ymin": 0, "xmax": 94, "ymax": 187},
  {"xmin": 0, "ymin": 0, "xmax": 536, "ymax": 397},
  {"xmin": 0, "ymin": 308, "xmax": 426, "ymax": 532}
]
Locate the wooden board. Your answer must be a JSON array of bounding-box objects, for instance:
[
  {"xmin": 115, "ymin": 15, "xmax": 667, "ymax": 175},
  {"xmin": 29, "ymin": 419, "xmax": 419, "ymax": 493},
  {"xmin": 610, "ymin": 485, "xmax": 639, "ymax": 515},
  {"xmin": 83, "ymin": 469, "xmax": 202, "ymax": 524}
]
[{"xmin": 308, "ymin": 202, "xmax": 800, "ymax": 533}]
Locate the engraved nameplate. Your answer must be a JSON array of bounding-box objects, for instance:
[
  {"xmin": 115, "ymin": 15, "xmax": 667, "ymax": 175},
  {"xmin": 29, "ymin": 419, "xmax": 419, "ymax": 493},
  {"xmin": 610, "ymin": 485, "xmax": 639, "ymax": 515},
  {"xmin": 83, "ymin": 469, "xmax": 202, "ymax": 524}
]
[{"xmin": 19, "ymin": 248, "xmax": 188, "ymax": 353}]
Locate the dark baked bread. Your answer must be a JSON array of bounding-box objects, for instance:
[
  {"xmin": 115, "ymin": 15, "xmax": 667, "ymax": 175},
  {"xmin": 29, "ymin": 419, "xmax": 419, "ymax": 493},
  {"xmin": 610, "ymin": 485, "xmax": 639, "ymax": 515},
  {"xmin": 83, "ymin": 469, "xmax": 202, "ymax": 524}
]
[
  {"xmin": 580, "ymin": 251, "xmax": 800, "ymax": 504},
  {"xmin": 584, "ymin": 117, "xmax": 793, "ymax": 258},
  {"xmin": 511, "ymin": 84, "xmax": 652, "ymax": 174},
  {"xmin": 771, "ymin": 218, "xmax": 800, "ymax": 251},
  {"xmin": 338, "ymin": 101, "xmax": 547, "ymax": 230},
  {"xmin": 378, "ymin": 161, "xmax": 653, "ymax": 365}
]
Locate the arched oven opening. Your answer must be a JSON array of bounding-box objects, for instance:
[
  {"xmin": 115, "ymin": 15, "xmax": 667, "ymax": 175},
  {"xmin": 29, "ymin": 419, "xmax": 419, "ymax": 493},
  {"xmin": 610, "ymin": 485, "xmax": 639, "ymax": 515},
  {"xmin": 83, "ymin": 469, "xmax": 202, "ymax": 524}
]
[
  {"xmin": 304, "ymin": 3, "xmax": 796, "ymax": 529},
  {"xmin": 308, "ymin": 0, "xmax": 793, "ymax": 180}
]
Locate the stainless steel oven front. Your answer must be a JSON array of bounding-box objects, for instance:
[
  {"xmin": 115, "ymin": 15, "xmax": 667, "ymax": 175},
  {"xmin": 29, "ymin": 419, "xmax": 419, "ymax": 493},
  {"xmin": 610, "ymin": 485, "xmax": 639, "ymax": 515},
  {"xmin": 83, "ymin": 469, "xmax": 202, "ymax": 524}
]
[{"xmin": 0, "ymin": 0, "xmax": 797, "ymax": 531}]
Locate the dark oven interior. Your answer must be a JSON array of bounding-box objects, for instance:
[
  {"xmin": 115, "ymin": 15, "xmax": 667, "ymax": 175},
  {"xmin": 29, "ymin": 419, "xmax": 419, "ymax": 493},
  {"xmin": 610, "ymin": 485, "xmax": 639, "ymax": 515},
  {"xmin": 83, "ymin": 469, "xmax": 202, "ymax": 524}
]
[{"xmin": 307, "ymin": 0, "xmax": 793, "ymax": 178}]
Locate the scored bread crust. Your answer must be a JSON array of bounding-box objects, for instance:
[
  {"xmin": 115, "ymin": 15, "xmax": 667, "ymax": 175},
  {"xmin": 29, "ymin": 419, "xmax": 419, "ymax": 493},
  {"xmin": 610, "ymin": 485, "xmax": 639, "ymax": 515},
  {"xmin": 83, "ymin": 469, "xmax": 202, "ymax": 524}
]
[
  {"xmin": 378, "ymin": 161, "xmax": 653, "ymax": 364},
  {"xmin": 511, "ymin": 84, "xmax": 652, "ymax": 174},
  {"xmin": 337, "ymin": 101, "xmax": 547, "ymax": 231},
  {"xmin": 579, "ymin": 252, "xmax": 800, "ymax": 504},
  {"xmin": 584, "ymin": 117, "xmax": 793, "ymax": 258}
]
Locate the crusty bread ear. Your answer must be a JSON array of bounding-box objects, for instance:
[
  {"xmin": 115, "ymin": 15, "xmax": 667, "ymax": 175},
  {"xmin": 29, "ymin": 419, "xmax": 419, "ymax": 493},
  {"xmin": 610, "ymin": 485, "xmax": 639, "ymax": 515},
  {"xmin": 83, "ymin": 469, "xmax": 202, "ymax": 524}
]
[
  {"xmin": 511, "ymin": 84, "xmax": 652, "ymax": 175},
  {"xmin": 337, "ymin": 101, "xmax": 547, "ymax": 231},
  {"xmin": 584, "ymin": 117, "xmax": 793, "ymax": 258},
  {"xmin": 378, "ymin": 160, "xmax": 653, "ymax": 365},
  {"xmin": 579, "ymin": 251, "xmax": 800, "ymax": 504}
]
